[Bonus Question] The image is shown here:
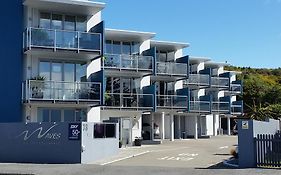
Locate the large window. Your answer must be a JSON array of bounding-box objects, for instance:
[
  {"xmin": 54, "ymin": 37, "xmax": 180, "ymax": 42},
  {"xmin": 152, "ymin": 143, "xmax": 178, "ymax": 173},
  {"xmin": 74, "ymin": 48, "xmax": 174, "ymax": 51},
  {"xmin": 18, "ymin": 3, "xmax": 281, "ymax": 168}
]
[
  {"xmin": 39, "ymin": 12, "xmax": 87, "ymax": 32},
  {"xmin": 38, "ymin": 108, "xmax": 87, "ymax": 122},
  {"xmin": 39, "ymin": 61, "xmax": 86, "ymax": 82},
  {"xmin": 105, "ymin": 40, "xmax": 140, "ymax": 55},
  {"xmin": 106, "ymin": 77, "xmax": 140, "ymax": 94},
  {"xmin": 94, "ymin": 123, "xmax": 116, "ymax": 138},
  {"xmin": 156, "ymin": 51, "xmax": 175, "ymax": 62}
]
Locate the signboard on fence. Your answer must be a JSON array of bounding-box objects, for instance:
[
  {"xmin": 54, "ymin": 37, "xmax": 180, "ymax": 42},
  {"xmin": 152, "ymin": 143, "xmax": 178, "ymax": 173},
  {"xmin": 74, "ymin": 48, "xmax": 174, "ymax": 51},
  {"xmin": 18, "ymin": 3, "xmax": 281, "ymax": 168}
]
[
  {"xmin": 242, "ymin": 121, "xmax": 249, "ymax": 129},
  {"xmin": 68, "ymin": 123, "xmax": 81, "ymax": 140}
]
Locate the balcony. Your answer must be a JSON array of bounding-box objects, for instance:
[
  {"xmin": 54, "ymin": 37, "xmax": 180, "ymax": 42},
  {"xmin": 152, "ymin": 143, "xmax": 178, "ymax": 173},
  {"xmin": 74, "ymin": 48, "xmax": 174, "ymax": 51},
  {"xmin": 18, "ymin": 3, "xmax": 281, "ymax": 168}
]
[
  {"xmin": 231, "ymin": 101, "xmax": 243, "ymax": 115},
  {"xmin": 104, "ymin": 93, "xmax": 153, "ymax": 110},
  {"xmin": 229, "ymin": 83, "xmax": 242, "ymax": 94},
  {"xmin": 24, "ymin": 27, "xmax": 102, "ymax": 54},
  {"xmin": 211, "ymin": 77, "xmax": 229, "ymax": 88},
  {"xmin": 185, "ymin": 74, "xmax": 210, "ymax": 86},
  {"xmin": 212, "ymin": 101, "xmax": 230, "ymax": 114},
  {"xmin": 156, "ymin": 62, "xmax": 188, "ymax": 76},
  {"xmin": 102, "ymin": 54, "xmax": 153, "ymax": 72},
  {"xmin": 22, "ymin": 80, "xmax": 101, "ymax": 104},
  {"xmin": 157, "ymin": 95, "xmax": 188, "ymax": 109},
  {"xmin": 189, "ymin": 101, "xmax": 211, "ymax": 113}
]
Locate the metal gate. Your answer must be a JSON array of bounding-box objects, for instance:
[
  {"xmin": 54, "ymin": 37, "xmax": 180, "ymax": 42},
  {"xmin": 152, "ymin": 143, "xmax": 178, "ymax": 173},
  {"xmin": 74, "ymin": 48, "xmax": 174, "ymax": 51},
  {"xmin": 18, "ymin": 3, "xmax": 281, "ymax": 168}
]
[{"xmin": 255, "ymin": 131, "xmax": 281, "ymax": 168}]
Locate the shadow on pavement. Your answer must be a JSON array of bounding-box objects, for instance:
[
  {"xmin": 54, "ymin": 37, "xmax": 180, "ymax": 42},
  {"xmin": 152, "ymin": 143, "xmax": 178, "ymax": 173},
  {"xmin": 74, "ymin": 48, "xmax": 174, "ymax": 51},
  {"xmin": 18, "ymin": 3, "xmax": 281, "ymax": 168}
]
[{"xmin": 195, "ymin": 161, "xmax": 238, "ymax": 170}]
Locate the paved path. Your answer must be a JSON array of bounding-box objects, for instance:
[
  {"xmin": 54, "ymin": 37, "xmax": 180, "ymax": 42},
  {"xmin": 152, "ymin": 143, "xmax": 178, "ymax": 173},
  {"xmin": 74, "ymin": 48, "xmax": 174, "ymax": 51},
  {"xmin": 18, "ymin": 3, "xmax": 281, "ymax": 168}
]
[
  {"xmin": 96, "ymin": 136, "xmax": 238, "ymax": 168},
  {"xmin": 0, "ymin": 136, "xmax": 280, "ymax": 175}
]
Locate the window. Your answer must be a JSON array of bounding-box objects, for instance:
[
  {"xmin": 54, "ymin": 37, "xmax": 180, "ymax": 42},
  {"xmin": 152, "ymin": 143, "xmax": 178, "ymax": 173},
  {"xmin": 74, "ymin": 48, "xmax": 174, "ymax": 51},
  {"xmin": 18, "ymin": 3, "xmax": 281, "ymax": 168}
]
[
  {"xmin": 105, "ymin": 40, "xmax": 112, "ymax": 54},
  {"xmin": 39, "ymin": 12, "xmax": 87, "ymax": 31},
  {"xmin": 76, "ymin": 16, "xmax": 87, "ymax": 32},
  {"xmin": 64, "ymin": 15, "xmax": 75, "ymax": 31},
  {"xmin": 39, "ymin": 12, "xmax": 51, "ymax": 28},
  {"xmin": 37, "ymin": 108, "xmax": 87, "ymax": 122},
  {"xmin": 51, "ymin": 14, "xmax": 63, "ymax": 30},
  {"xmin": 94, "ymin": 123, "xmax": 116, "ymax": 138},
  {"xmin": 112, "ymin": 41, "xmax": 121, "ymax": 54},
  {"xmin": 94, "ymin": 124, "xmax": 105, "ymax": 138},
  {"xmin": 39, "ymin": 62, "xmax": 51, "ymax": 80},
  {"xmin": 105, "ymin": 40, "xmax": 140, "ymax": 55},
  {"xmin": 122, "ymin": 42, "xmax": 131, "ymax": 55},
  {"xmin": 39, "ymin": 61, "xmax": 86, "ymax": 82}
]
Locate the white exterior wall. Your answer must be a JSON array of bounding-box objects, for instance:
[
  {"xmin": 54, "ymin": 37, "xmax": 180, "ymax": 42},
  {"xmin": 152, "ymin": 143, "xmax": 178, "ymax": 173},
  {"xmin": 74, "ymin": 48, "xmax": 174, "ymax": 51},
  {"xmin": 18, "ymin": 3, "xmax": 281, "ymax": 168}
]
[
  {"xmin": 87, "ymin": 11, "xmax": 102, "ymax": 31},
  {"xmin": 140, "ymin": 76, "xmax": 151, "ymax": 88},
  {"xmin": 198, "ymin": 89, "xmax": 205, "ymax": 97},
  {"xmin": 218, "ymin": 91, "xmax": 225, "ymax": 98},
  {"xmin": 213, "ymin": 114, "xmax": 220, "ymax": 136},
  {"xmin": 140, "ymin": 40, "xmax": 151, "ymax": 54},
  {"xmin": 175, "ymin": 49, "xmax": 183, "ymax": 59},
  {"xmin": 197, "ymin": 62, "xmax": 205, "ymax": 72},
  {"xmin": 230, "ymin": 74, "xmax": 236, "ymax": 82},
  {"xmin": 217, "ymin": 66, "xmax": 224, "ymax": 75},
  {"xmin": 164, "ymin": 115, "xmax": 171, "ymax": 139},
  {"xmin": 87, "ymin": 58, "xmax": 101, "ymax": 79},
  {"xmin": 175, "ymin": 80, "xmax": 183, "ymax": 91},
  {"xmin": 205, "ymin": 114, "xmax": 213, "ymax": 136},
  {"xmin": 87, "ymin": 107, "xmax": 101, "ymax": 122}
]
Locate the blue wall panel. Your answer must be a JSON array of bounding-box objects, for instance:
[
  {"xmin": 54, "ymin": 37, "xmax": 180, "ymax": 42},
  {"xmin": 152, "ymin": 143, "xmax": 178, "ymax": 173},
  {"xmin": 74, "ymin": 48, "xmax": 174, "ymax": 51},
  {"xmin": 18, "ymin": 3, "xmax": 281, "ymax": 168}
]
[{"xmin": 0, "ymin": 1, "xmax": 23, "ymax": 122}]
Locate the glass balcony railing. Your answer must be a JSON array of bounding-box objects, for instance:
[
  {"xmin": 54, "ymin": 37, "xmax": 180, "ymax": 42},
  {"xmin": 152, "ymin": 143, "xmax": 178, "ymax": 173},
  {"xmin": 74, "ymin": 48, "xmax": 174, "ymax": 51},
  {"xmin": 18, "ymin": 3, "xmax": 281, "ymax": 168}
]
[
  {"xmin": 231, "ymin": 101, "xmax": 243, "ymax": 114},
  {"xmin": 185, "ymin": 74, "xmax": 210, "ymax": 86},
  {"xmin": 22, "ymin": 80, "xmax": 101, "ymax": 103},
  {"xmin": 212, "ymin": 101, "xmax": 230, "ymax": 113},
  {"xmin": 103, "ymin": 54, "xmax": 153, "ymax": 71},
  {"xmin": 157, "ymin": 95, "xmax": 188, "ymax": 109},
  {"xmin": 156, "ymin": 62, "xmax": 188, "ymax": 76},
  {"xmin": 230, "ymin": 84, "xmax": 242, "ymax": 93},
  {"xmin": 189, "ymin": 101, "xmax": 211, "ymax": 112},
  {"xmin": 24, "ymin": 27, "xmax": 101, "ymax": 52},
  {"xmin": 211, "ymin": 77, "xmax": 229, "ymax": 88},
  {"xmin": 104, "ymin": 93, "xmax": 154, "ymax": 109}
]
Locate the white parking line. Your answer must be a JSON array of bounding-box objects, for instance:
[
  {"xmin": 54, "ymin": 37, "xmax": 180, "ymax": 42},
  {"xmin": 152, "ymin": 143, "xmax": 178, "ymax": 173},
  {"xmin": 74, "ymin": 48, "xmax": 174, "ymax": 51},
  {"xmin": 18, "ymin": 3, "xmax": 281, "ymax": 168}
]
[
  {"xmin": 100, "ymin": 151, "xmax": 150, "ymax": 166},
  {"xmin": 219, "ymin": 146, "xmax": 229, "ymax": 149}
]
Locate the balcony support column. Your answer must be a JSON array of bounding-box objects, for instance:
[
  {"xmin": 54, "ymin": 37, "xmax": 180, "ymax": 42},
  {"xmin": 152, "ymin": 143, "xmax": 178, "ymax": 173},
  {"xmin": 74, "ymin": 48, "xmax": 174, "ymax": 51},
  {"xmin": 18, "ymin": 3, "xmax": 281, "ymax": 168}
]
[
  {"xmin": 161, "ymin": 112, "xmax": 165, "ymax": 140},
  {"xmin": 177, "ymin": 116, "xmax": 181, "ymax": 139},
  {"xmin": 213, "ymin": 114, "xmax": 218, "ymax": 136},
  {"xmin": 170, "ymin": 114, "xmax": 174, "ymax": 141},
  {"xmin": 227, "ymin": 115, "xmax": 231, "ymax": 136},
  {"xmin": 194, "ymin": 116, "xmax": 198, "ymax": 140},
  {"xmin": 151, "ymin": 113, "xmax": 154, "ymax": 141}
]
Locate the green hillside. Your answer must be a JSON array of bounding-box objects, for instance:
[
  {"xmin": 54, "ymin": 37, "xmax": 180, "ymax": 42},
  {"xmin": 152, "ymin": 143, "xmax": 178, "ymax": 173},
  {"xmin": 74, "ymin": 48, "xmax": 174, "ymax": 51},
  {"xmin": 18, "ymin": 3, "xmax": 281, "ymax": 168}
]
[{"xmin": 225, "ymin": 66, "xmax": 281, "ymax": 120}]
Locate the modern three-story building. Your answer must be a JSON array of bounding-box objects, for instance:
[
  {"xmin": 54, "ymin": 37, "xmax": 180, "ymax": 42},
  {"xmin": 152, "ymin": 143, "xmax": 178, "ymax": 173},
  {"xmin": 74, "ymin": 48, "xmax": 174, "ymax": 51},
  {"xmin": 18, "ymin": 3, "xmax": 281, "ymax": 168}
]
[{"xmin": 0, "ymin": 0, "xmax": 243, "ymax": 146}]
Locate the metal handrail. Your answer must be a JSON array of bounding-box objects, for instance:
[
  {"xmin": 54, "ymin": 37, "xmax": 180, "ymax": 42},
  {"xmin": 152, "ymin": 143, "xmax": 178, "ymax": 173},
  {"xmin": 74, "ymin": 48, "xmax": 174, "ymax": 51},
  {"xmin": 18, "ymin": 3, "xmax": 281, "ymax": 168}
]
[
  {"xmin": 23, "ymin": 80, "xmax": 101, "ymax": 102},
  {"xmin": 156, "ymin": 61, "xmax": 187, "ymax": 76},
  {"xmin": 189, "ymin": 101, "xmax": 211, "ymax": 112},
  {"xmin": 102, "ymin": 54, "xmax": 153, "ymax": 71},
  {"xmin": 104, "ymin": 92, "xmax": 154, "ymax": 108},
  {"xmin": 212, "ymin": 101, "xmax": 230, "ymax": 112},
  {"xmin": 187, "ymin": 74, "xmax": 210, "ymax": 85},
  {"xmin": 25, "ymin": 27, "xmax": 102, "ymax": 52}
]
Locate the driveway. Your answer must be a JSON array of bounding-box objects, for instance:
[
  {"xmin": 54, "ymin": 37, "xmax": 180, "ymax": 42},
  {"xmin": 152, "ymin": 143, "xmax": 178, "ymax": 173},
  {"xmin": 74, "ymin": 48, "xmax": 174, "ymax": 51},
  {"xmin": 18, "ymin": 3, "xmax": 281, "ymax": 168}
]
[{"xmin": 96, "ymin": 135, "xmax": 238, "ymax": 168}]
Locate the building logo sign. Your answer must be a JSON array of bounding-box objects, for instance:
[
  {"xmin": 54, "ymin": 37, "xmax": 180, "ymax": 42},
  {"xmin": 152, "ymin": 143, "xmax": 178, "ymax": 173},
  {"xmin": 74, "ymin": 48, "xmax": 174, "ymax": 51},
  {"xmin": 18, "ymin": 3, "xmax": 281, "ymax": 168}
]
[
  {"xmin": 68, "ymin": 123, "xmax": 81, "ymax": 140},
  {"xmin": 242, "ymin": 121, "xmax": 249, "ymax": 130},
  {"xmin": 17, "ymin": 124, "xmax": 61, "ymax": 141}
]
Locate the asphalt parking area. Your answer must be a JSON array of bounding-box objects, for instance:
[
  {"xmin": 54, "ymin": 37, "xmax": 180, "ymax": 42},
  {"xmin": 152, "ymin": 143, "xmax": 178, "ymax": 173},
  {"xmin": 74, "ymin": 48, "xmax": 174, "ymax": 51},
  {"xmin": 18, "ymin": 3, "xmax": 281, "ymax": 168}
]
[{"xmin": 105, "ymin": 136, "xmax": 238, "ymax": 168}]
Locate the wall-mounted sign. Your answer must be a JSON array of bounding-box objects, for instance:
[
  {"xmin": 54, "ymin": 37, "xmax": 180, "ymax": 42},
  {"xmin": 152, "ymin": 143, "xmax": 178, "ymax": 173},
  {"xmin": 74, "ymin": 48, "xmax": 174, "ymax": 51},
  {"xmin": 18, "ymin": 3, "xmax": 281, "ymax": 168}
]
[
  {"xmin": 68, "ymin": 123, "xmax": 81, "ymax": 140},
  {"xmin": 242, "ymin": 121, "xmax": 249, "ymax": 130}
]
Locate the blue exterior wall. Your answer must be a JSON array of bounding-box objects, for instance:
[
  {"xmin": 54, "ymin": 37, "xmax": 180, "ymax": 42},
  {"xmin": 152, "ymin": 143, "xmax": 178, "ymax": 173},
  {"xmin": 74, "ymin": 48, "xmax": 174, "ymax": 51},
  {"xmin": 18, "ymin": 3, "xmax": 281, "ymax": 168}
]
[{"xmin": 0, "ymin": 1, "xmax": 23, "ymax": 122}]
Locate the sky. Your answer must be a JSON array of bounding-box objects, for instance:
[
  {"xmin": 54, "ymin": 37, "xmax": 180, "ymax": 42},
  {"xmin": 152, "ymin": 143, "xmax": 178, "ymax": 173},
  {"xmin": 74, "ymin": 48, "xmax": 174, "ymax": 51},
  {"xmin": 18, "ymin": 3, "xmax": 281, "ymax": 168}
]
[{"xmin": 100, "ymin": 0, "xmax": 281, "ymax": 68}]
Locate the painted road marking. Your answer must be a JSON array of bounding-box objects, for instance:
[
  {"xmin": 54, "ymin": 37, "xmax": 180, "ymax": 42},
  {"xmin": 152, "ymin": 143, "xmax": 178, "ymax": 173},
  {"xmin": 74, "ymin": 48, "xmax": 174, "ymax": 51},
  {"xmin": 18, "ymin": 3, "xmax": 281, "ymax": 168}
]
[
  {"xmin": 157, "ymin": 153, "xmax": 198, "ymax": 162},
  {"xmin": 219, "ymin": 146, "xmax": 229, "ymax": 149},
  {"xmin": 100, "ymin": 151, "xmax": 150, "ymax": 165}
]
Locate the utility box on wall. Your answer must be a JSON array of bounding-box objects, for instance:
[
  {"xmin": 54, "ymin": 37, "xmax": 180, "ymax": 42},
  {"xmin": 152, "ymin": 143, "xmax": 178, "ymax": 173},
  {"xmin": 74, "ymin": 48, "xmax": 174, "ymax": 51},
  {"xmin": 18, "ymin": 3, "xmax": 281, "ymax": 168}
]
[{"xmin": 0, "ymin": 122, "xmax": 119, "ymax": 164}]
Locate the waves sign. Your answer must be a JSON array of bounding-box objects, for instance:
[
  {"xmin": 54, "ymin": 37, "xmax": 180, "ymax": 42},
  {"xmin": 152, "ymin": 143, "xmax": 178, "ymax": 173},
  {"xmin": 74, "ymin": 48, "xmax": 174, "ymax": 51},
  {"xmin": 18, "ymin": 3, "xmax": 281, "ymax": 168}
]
[{"xmin": 68, "ymin": 123, "xmax": 81, "ymax": 140}]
